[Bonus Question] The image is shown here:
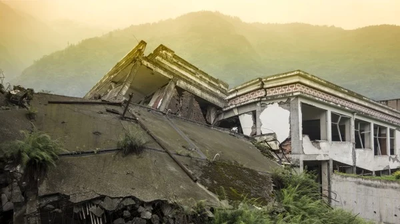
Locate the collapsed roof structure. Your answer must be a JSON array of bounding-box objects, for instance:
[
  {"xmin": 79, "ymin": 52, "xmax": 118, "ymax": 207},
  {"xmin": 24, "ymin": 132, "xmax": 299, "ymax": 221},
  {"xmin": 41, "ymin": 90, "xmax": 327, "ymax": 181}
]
[{"xmin": 2, "ymin": 39, "xmax": 400, "ymax": 223}]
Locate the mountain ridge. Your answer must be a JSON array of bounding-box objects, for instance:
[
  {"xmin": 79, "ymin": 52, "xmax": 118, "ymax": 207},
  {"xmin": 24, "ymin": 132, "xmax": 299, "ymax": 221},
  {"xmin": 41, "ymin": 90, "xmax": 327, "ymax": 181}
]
[{"xmin": 12, "ymin": 11, "xmax": 400, "ymax": 100}]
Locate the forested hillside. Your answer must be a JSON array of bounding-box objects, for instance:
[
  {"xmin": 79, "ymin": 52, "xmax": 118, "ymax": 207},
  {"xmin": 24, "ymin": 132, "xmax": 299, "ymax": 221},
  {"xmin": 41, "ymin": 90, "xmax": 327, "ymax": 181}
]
[{"xmin": 15, "ymin": 11, "xmax": 400, "ymax": 100}]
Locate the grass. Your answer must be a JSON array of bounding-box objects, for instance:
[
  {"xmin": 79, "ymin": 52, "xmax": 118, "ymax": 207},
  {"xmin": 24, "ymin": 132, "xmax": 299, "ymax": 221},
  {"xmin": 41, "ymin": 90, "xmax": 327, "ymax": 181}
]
[
  {"xmin": 211, "ymin": 168, "xmax": 372, "ymax": 224},
  {"xmin": 335, "ymin": 171, "xmax": 400, "ymax": 182},
  {"xmin": 118, "ymin": 130, "xmax": 148, "ymax": 156},
  {"xmin": 26, "ymin": 106, "xmax": 38, "ymax": 120},
  {"xmin": 1, "ymin": 129, "xmax": 63, "ymax": 184}
]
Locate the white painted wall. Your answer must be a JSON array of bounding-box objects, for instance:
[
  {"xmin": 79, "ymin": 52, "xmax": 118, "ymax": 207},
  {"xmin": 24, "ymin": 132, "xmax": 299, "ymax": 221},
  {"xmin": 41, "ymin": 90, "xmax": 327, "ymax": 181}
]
[
  {"xmin": 239, "ymin": 113, "xmax": 254, "ymax": 136},
  {"xmin": 259, "ymin": 103, "xmax": 290, "ymax": 142},
  {"xmin": 332, "ymin": 174, "xmax": 400, "ymax": 224}
]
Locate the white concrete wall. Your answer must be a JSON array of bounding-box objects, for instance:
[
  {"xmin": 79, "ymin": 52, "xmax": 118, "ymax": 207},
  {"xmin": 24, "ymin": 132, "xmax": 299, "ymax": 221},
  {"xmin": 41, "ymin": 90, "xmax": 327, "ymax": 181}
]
[
  {"xmin": 259, "ymin": 103, "xmax": 290, "ymax": 142},
  {"xmin": 331, "ymin": 174, "xmax": 400, "ymax": 224},
  {"xmin": 239, "ymin": 113, "xmax": 254, "ymax": 136}
]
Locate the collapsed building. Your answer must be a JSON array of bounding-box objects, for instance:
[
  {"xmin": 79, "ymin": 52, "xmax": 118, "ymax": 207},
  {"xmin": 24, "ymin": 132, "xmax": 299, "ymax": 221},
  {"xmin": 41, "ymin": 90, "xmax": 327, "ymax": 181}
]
[{"xmin": 2, "ymin": 40, "xmax": 400, "ymax": 223}]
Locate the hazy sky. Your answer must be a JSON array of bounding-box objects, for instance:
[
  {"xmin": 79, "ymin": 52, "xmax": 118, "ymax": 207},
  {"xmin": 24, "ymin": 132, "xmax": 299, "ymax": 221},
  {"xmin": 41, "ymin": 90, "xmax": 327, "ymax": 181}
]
[{"xmin": 3, "ymin": 0, "xmax": 400, "ymax": 29}]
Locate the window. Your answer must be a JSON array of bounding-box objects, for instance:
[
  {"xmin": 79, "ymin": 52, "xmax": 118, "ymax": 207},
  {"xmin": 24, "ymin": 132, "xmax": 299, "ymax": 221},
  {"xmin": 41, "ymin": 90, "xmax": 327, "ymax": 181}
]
[
  {"xmin": 354, "ymin": 119, "xmax": 371, "ymax": 149},
  {"xmin": 374, "ymin": 124, "xmax": 387, "ymax": 155},
  {"xmin": 301, "ymin": 103, "xmax": 327, "ymax": 141},
  {"xmin": 390, "ymin": 129, "xmax": 395, "ymax": 155},
  {"xmin": 331, "ymin": 113, "xmax": 350, "ymax": 142}
]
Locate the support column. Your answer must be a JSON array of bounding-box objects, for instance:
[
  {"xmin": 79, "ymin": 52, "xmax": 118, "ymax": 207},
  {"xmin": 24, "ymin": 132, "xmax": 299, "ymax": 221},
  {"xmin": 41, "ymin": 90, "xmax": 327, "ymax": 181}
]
[
  {"xmin": 321, "ymin": 161, "xmax": 329, "ymax": 202},
  {"xmin": 290, "ymin": 97, "xmax": 302, "ymax": 154},
  {"xmin": 386, "ymin": 127, "xmax": 390, "ymax": 156},
  {"xmin": 328, "ymin": 159, "xmax": 333, "ymax": 205},
  {"xmin": 327, "ymin": 110, "xmax": 332, "ymax": 142},
  {"xmin": 256, "ymin": 102, "xmax": 262, "ymax": 135},
  {"xmin": 158, "ymin": 80, "xmax": 176, "ymax": 112},
  {"xmin": 351, "ymin": 113, "xmax": 356, "ymax": 173}
]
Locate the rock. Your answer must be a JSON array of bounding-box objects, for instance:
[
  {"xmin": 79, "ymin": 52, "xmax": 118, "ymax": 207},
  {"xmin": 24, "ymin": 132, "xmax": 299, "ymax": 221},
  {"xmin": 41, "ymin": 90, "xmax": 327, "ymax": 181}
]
[
  {"xmin": 123, "ymin": 210, "xmax": 131, "ymax": 218},
  {"xmin": 89, "ymin": 205, "xmax": 104, "ymax": 217},
  {"xmin": 51, "ymin": 209, "xmax": 62, "ymax": 213},
  {"xmin": 138, "ymin": 206, "xmax": 146, "ymax": 213},
  {"xmin": 141, "ymin": 211, "xmax": 152, "ymax": 219},
  {"xmin": 1, "ymin": 186, "xmax": 11, "ymax": 200},
  {"xmin": 43, "ymin": 204, "xmax": 55, "ymax": 211},
  {"xmin": 113, "ymin": 218, "xmax": 125, "ymax": 224},
  {"xmin": 100, "ymin": 197, "xmax": 121, "ymax": 211},
  {"xmin": 11, "ymin": 183, "xmax": 24, "ymax": 203},
  {"xmin": 161, "ymin": 203, "xmax": 173, "ymax": 217},
  {"xmin": 2, "ymin": 201, "xmax": 14, "ymax": 211},
  {"xmin": 121, "ymin": 197, "xmax": 136, "ymax": 206},
  {"xmin": 1, "ymin": 193, "xmax": 8, "ymax": 206},
  {"xmin": 151, "ymin": 214, "xmax": 160, "ymax": 224},
  {"xmin": 132, "ymin": 217, "xmax": 147, "ymax": 224}
]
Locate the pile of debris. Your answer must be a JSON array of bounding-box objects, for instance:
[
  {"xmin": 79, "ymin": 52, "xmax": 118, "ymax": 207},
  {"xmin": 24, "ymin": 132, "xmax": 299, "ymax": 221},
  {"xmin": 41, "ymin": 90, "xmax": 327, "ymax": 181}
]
[
  {"xmin": 39, "ymin": 196, "xmax": 214, "ymax": 224},
  {"xmin": 0, "ymin": 84, "xmax": 34, "ymax": 110}
]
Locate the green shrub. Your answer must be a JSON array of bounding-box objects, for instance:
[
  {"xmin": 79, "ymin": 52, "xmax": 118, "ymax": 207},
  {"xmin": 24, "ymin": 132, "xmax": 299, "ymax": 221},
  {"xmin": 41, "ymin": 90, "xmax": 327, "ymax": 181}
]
[
  {"xmin": 213, "ymin": 203, "xmax": 271, "ymax": 224},
  {"xmin": 118, "ymin": 130, "xmax": 148, "ymax": 156},
  {"xmin": 26, "ymin": 106, "xmax": 38, "ymax": 120},
  {"xmin": 393, "ymin": 170, "xmax": 400, "ymax": 179},
  {"xmin": 1, "ymin": 130, "xmax": 63, "ymax": 184}
]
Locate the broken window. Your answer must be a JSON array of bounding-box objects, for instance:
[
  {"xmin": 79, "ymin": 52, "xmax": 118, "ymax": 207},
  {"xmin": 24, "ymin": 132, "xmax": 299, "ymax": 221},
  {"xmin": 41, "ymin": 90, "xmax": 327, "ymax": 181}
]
[
  {"xmin": 354, "ymin": 119, "xmax": 371, "ymax": 149},
  {"xmin": 390, "ymin": 129, "xmax": 395, "ymax": 155},
  {"xmin": 374, "ymin": 124, "xmax": 387, "ymax": 155},
  {"xmin": 301, "ymin": 103, "xmax": 327, "ymax": 141},
  {"xmin": 331, "ymin": 113, "xmax": 350, "ymax": 142}
]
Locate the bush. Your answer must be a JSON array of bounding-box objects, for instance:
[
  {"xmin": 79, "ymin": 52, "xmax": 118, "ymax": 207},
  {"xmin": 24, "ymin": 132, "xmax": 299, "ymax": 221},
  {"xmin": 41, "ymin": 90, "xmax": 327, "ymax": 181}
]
[
  {"xmin": 26, "ymin": 106, "xmax": 38, "ymax": 120},
  {"xmin": 118, "ymin": 130, "xmax": 148, "ymax": 156},
  {"xmin": 1, "ymin": 129, "xmax": 63, "ymax": 184},
  {"xmin": 393, "ymin": 170, "xmax": 400, "ymax": 179},
  {"xmin": 213, "ymin": 203, "xmax": 271, "ymax": 224}
]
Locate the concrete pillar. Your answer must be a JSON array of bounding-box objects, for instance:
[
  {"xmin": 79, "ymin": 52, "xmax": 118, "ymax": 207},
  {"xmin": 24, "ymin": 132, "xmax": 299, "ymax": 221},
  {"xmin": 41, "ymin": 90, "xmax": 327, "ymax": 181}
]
[
  {"xmin": 328, "ymin": 159, "xmax": 333, "ymax": 205},
  {"xmin": 351, "ymin": 114, "xmax": 356, "ymax": 173},
  {"xmin": 320, "ymin": 111, "xmax": 328, "ymax": 140},
  {"xmin": 386, "ymin": 127, "xmax": 390, "ymax": 156},
  {"xmin": 290, "ymin": 97, "xmax": 302, "ymax": 154},
  {"xmin": 321, "ymin": 161, "xmax": 329, "ymax": 202},
  {"xmin": 256, "ymin": 102, "xmax": 262, "ymax": 135},
  {"xmin": 159, "ymin": 81, "xmax": 176, "ymax": 112},
  {"xmin": 371, "ymin": 122, "xmax": 375, "ymax": 154},
  {"xmin": 327, "ymin": 110, "xmax": 332, "ymax": 142}
]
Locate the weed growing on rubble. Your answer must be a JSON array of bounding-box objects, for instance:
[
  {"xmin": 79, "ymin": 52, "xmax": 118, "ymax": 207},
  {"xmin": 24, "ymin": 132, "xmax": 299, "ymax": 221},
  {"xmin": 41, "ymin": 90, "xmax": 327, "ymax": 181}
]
[
  {"xmin": 1, "ymin": 129, "xmax": 63, "ymax": 185},
  {"xmin": 26, "ymin": 106, "xmax": 37, "ymax": 120},
  {"xmin": 118, "ymin": 130, "xmax": 148, "ymax": 156},
  {"xmin": 212, "ymin": 169, "xmax": 372, "ymax": 224}
]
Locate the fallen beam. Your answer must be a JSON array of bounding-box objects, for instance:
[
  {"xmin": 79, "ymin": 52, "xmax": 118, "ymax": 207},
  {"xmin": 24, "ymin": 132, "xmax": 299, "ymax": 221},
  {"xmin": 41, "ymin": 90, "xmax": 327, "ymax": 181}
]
[{"xmin": 48, "ymin": 101, "xmax": 122, "ymax": 106}]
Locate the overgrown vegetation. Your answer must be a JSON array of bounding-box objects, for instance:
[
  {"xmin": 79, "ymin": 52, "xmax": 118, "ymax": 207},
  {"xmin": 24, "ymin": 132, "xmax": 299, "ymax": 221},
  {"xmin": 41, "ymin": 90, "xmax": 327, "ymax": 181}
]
[
  {"xmin": 252, "ymin": 141, "xmax": 274, "ymax": 159},
  {"xmin": 212, "ymin": 168, "xmax": 372, "ymax": 224},
  {"xmin": 1, "ymin": 129, "xmax": 63, "ymax": 185},
  {"xmin": 118, "ymin": 130, "xmax": 148, "ymax": 156},
  {"xmin": 26, "ymin": 106, "xmax": 37, "ymax": 120},
  {"xmin": 336, "ymin": 171, "xmax": 400, "ymax": 182}
]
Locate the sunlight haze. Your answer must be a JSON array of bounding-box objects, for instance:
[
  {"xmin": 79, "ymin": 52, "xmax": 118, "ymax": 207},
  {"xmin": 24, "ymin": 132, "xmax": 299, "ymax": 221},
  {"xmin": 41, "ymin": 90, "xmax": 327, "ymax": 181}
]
[{"xmin": 3, "ymin": 0, "xmax": 400, "ymax": 29}]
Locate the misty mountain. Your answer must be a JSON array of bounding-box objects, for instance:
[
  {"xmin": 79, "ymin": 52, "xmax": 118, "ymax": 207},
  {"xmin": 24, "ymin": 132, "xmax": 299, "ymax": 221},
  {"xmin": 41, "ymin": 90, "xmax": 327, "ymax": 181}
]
[
  {"xmin": 14, "ymin": 11, "xmax": 400, "ymax": 100},
  {"xmin": 0, "ymin": 2, "xmax": 107, "ymax": 81}
]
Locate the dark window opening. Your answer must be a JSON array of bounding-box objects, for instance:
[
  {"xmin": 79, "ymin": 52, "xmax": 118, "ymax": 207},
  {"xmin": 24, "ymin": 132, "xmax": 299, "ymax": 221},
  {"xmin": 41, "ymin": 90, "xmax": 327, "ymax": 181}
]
[
  {"xmin": 390, "ymin": 129, "xmax": 395, "ymax": 155},
  {"xmin": 303, "ymin": 119, "xmax": 321, "ymax": 141},
  {"xmin": 374, "ymin": 124, "xmax": 387, "ymax": 155},
  {"xmin": 331, "ymin": 113, "xmax": 350, "ymax": 142},
  {"xmin": 301, "ymin": 103, "xmax": 327, "ymax": 141},
  {"xmin": 217, "ymin": 116, "xmax": 243, "ymax": 134},
  {"xmin": 355, "ymin": 119, "xmax": 371, "ymax": 149}
]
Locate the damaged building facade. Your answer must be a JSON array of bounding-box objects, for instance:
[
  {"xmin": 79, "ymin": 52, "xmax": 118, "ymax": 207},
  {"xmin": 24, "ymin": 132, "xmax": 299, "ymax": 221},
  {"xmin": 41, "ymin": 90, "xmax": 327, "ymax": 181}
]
[
  {"xmin": 88, "ymin": 41, "xmax": 400, "ymax": 184},
  {"xmin": 220, "ymin": 70, "xmax": 400, "ymax": 199},
  {"xmin": 85, "ymin": 41, "xmax": 228, "ymax": 125},
  {"xmin": 3, "ymin": 40, "xmax": 398, "ymax": 223}
]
